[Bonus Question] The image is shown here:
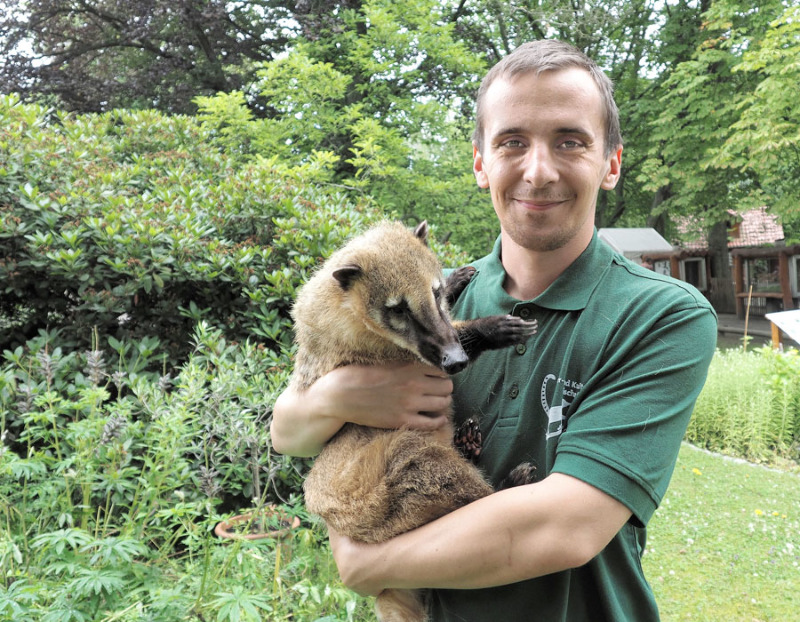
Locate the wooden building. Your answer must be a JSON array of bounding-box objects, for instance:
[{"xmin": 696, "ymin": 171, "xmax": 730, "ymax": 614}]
[{"xmin": 640, "ymin": 208, "xmax": 800, "ymax": 318}]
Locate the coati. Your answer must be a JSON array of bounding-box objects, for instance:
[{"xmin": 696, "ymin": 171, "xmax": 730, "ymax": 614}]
[{"xmin": 293, "ymin": 221, "xmax": 537, "ymax": 622}]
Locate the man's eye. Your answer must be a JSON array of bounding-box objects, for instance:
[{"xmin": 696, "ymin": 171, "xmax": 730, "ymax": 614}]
[{"xmin": 502, "ymin": 139, "xmax": 525, "ymax": 148}]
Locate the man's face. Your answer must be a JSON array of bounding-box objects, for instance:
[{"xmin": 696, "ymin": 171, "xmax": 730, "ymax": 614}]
[{"xmin": 473, "ymin": 67, "xmax": 622, "ymax": 255}]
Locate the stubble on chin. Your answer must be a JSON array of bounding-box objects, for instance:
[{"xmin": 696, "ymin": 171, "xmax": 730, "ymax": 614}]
[{"xmin": 504, "ymin": 218, "xmax": 575, "ymax": 253}]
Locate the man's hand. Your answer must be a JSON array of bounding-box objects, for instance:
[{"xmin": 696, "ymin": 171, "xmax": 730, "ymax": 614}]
[
  {"xmin": 271, "ymin": 361, "xmax": 453, "ymax": 457},
  {"xmin": 317, "ymin": 362, "xmax": 454, "ymax": 430},
  {"xmin": 327, "ymin": 528, "xmax": 386, "ymax": 597}
]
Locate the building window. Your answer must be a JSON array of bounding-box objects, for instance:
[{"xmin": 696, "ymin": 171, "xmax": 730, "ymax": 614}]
[
  {"xmin": 680, "ymin": 258, "xmax": 707, "ymax": 291},
  {"xmin": 653, "ymin": 260, "xmax": 671, "ymax": 277},
  {"xmin": 744, "ymin": 257, "xmax": 781, "ymax": 293},
  {"xmin": 790, "ymin": 255, "xmax": 800, "ymax": 297}
]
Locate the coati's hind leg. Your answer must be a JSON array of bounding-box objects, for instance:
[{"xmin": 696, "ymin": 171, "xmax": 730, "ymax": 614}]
[
  {"xmin": 498, "ymin": 462, "xmax": 537, "ymax": 489},
  {"xmin": 453, "ymin": 416, "xmax": 537, "ymax": 484},
  {"xmin": 453, "ymin": 417, "xmax": 482, "ymax": 463}
]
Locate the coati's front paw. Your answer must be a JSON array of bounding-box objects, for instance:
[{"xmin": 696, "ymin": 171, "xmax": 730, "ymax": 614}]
[
  {"xmin": 456, "ymin": 315, "xmax": 538, "ymax": 360},
  {"xmin": 484, "ymin": 315, "xmax": 539, "ymax": 347},
  {"xmin": 497, "ymin": 462, "xmax": 537, "ymax": 490},
  {"xmin": 444, "ymin": 266, "xmax": 476, "ymax": 307},
  {"xmin": 454, "ymin": 417, "xmax": 482, "ymax": 464}
]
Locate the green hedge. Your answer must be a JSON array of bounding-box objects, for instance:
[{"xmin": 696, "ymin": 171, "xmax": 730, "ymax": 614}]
[{"xmin": 0, "ymin": 94, "xmax": 374, "ymax": 366}]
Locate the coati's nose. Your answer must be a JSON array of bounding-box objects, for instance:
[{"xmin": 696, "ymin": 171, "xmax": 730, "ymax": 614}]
[{"xmin": 441, "ymin": 344, "xmax": 469, "ymax": 375}]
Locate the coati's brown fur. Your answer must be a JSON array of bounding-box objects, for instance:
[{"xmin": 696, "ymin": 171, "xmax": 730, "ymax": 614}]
[{"xmin": 293, "ymin": 221, "xmax": 537, "ymax": 622}]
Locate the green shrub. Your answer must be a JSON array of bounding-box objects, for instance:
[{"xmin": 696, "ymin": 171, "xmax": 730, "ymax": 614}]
[
  {"xmin": 0, "ymin": 323, "xmax": 373, "ymax": 620},
  {"xmin": 1, "ymin": 322, "xmax": 298, "ymax": 518},
  {"xmin": 0, "ymin": 94, "xmax": 375, "ymax": 368},
  {"xmin": 688, "ymin": 346, "xmax": 800, "ymax": 463}
]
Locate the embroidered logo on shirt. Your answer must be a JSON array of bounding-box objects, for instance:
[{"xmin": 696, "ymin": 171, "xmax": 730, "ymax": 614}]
[{"xmin": 540, "ymin": 374, "xmax": 584, "ymax": 439}]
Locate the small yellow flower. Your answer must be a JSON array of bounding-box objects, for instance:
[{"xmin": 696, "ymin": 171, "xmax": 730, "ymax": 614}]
[
  {"xmin": 692, "ymin": 468, "xmax": 702, "ymax": 476},
  {"xmin": 755, "ymin": 509, "xmax": 764, "ymax": 516}
]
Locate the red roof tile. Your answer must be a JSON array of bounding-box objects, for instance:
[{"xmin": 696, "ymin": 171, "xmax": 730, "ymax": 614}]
[{"xmin": 677, "ymin": 207, "xmax": 784, "ymax": 250}]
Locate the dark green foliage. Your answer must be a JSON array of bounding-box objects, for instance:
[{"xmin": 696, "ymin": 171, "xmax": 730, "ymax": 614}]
[
  {"xmin": 0, "ymin": 0, "xmax": 296, "ymax": 114},
  {"xmin": 0, "ymin": 95, "xmax": 374, "ymax": 368},
  {"xmin": 0, "ymin": 94, "xmax": 394, "ymax": 615}
]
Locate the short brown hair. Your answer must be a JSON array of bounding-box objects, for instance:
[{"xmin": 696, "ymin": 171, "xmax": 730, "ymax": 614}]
[{"xmin": 473, "ymin": 40, "xmax": 622, "ymax": 157}]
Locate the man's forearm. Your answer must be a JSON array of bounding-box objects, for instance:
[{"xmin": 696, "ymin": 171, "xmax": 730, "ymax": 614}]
[
  {"xmin": 331, "ymin": 473, "xmax": 632, "ymax": 595},
  {"xmin": 270, "ymin": 383, "xmax": 345, "ymax": 457}
]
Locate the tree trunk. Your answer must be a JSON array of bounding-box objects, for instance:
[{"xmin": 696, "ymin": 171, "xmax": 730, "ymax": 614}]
[
  {"xmin": 646, "ymin": 186, "xmax": 669, "ymax": 236},
  {"xmin": 707, "ymin": 220, "xmax": 736, "ymax": 313}
]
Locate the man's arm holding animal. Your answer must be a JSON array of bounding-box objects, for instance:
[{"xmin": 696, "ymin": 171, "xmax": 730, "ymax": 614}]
[
  {"xmin": 329, "ymin": 473, "xmax": 632, "ymax": 594},
  {"xmin": 270, "ymin": 362, "xmax": 455, "ymax": 457}
]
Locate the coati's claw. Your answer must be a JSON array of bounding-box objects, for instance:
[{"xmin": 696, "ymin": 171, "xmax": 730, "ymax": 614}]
[
  {"xmin": 497, "ymin": 462, "xmax": 537, "ymax": 490},
  {"xmin": 444, "ymin": 266, "xmax": 477, "ymax": 307},
  {"xmin": 454, "ymin": 417, "xmax": 482, "ymax": 464}
]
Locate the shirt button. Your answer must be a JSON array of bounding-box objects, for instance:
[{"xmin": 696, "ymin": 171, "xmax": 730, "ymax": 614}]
[
  {"xmin": 515, "ymin": 343, "xmax": 527, "ymax": 355},
  {"xmin": 508, "ymin": 383, "xmax": 519, "ymax": 399}
]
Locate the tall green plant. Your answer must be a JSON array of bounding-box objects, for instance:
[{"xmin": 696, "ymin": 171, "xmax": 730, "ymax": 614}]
[
  {"xmin": 689, "ymin": 346, "xmax": 800, "ymax": 463},
  {"xmin": 0, "ymin": 323, "xmax": 348, "ymax": 620},
  {"xmin": 194, "ymin": 0, "xmax": 497, "ymax": 256}
]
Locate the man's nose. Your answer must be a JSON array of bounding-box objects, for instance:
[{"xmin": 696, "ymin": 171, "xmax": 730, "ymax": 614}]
[{"xmin": 522, "ymin": 144, "xmax": 558, "ymax": 186}]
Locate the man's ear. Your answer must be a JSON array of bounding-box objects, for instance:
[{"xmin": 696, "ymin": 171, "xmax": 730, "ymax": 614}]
[
  {"xmin": 473, "ymin": 144, "xmax": 490, "ymax": 189},
  {"xmin": 601, "ymin": 146, "xmax": 623, "ymax": 191}
]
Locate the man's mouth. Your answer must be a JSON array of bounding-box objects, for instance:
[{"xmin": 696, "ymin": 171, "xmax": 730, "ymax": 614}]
[{"xmin": 514, "ymin": 197, "xmax": 568, "ymax": 210}]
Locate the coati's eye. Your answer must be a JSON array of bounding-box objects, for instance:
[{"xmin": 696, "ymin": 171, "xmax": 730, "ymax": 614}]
[
  {"xmin": 385, "ymin": 298, "xmax": 410, "ymax": 316},
  {"xmin": 433, "ymin": 286, "xmax": 443, "ymax": 303}
]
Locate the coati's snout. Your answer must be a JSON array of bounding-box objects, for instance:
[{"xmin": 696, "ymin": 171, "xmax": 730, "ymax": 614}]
[
  {"xmin": 419, "ymin": 332, "xmax": 469, "ymax": 374},
  {"xmin": 439, "ymin": 343, "xmax": 469, "ymax": 374},
  {"xmin": 381, "ymin": 293, "xmax": 469, "ymax": 374},
  {"xmin": 381, "ymin": 281, "xmax": 469, "ymax": 373}
]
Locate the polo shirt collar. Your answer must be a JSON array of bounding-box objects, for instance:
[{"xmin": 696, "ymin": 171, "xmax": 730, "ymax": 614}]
[{"xmin": 481, "ymin": 230, "xmax": 613, "ymax": 312}]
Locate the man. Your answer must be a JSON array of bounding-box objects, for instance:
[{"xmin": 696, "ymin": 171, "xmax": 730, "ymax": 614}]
[{"xmin": 271, "ymin": 39, "xmax": 717, "ymax": 621}]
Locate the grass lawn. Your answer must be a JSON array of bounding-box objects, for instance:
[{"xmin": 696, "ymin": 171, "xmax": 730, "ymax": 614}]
[{"xmin": 644, "ymin": 443, "xmax": 800, "ymax": 621}]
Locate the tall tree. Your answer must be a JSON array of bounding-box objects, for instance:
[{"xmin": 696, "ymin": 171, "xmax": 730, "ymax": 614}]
[
  {"xmin": 637, "ymin": 0, "xmax": 786, "ymax": 310},
  {"xmin": 195, "ymin": 0, "xmax": 495, "ymax": 255},
  {"xmin": 708, "ymin": 3, "xmax": 800, "ymax": 241},
  {"xmin": 0, "ymin": 0, "xmax": 296, "ymax": 113}
]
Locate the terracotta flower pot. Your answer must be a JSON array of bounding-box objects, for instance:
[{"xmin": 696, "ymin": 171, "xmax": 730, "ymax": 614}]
[{"xmin": 214, "ymin": 506, "xmax": 301, "ymax": 541}]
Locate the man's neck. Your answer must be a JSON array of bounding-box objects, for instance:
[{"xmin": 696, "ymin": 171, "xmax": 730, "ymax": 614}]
[{"xmin": 499, "ymin": 230, "xmax": 592, "ymax": 301}]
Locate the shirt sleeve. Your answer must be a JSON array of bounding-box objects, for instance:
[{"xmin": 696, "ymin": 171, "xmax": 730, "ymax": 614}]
[{"xmin": 551, "ymin": 303, "xmax": 718, "ymax": 526}]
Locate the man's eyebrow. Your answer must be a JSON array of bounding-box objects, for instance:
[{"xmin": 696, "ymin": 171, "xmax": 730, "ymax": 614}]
[
  {"xmin": 555, "ymin": 126, "xmax": 593, "ymax": 137},
  {"xmin": 491, "ymin": 125, "xmax": 595, "ymax": 140},
  {"xmin": 490, "ymin": 126, "xmax": 526, "ymax": 140}
]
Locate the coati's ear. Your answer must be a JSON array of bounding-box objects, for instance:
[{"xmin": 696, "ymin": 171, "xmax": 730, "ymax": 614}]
[
  {"xmin": 414, "ymin": 221, "xmax": 429, "ymax": 246},
  {"xmin": 332, "ymin": 264, "xmax": 362, "ymax": 290}
]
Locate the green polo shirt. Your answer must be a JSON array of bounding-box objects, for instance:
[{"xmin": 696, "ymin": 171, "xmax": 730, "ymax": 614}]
[{"xmin": 430, "ymin": 232, "xmax": 717, "ymax": 622}]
